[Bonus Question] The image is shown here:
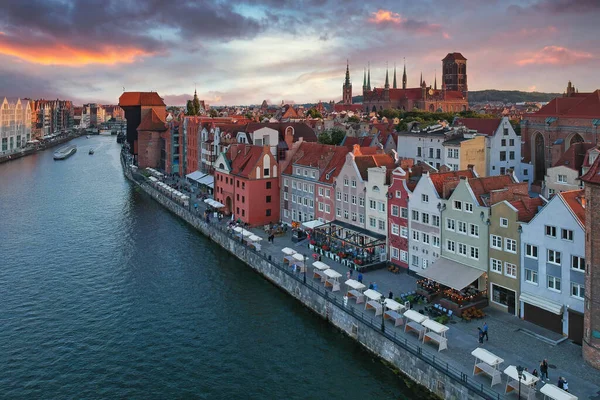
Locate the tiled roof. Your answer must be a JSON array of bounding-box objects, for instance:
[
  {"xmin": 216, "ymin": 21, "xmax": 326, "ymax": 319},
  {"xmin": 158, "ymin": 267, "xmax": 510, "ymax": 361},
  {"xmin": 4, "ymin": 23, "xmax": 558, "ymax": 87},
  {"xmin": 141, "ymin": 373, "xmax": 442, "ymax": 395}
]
[
  {"xmin": 136, "ymin": 109, "xmax": 166, "ymax": 131},
  {"xmin": 581, "ymin": 153, "xmax": 600, "ymax": 184},
  {"xmin": 533, "ymin": 90, "xmax": 600, "ymax": 118},
  {"xmin": 354, "ymin": 153, "xmax": 396, "ymax": 180},
  {"xmin": 119, "ymin": 92, "xmax": 165, "ymax": 107},
  {"xmin": 443, "ymin": 52, "xmax": 467, "ymax": 61},
  {"xmin": 454, "ymin": 118, "xmax": 501, "ymax": 136},
  {"xmin": 333, "ymin": 104, "xmax": 363, "ymax": 113},
  {"xmin": 226, "ymin": 145, "xmax": 265, "ymax": 178},
  {"xmin": 552, "ymin": 142, "xmax": 595, "ymax": 171},
  {"xmin": 468, "ymin": 175, "xmax": 515, "ymax": 206},
  {"xmin": 559, "ymin": 190, "xmax": 585, "ymax": 226},
  {"xmin": 343, "ymin": 136, "xmax": 373, "ymax": 148},
  {"xmin": 429, "ymin": 170, "xmax": 475, "ymax": 197},
  {"xmin": 283, "ymin": 142, "xmax": 348, "ymax": 183},
  {"xmin": 509, "ymin": 196, "xmax": 546, "ymax": 222}
]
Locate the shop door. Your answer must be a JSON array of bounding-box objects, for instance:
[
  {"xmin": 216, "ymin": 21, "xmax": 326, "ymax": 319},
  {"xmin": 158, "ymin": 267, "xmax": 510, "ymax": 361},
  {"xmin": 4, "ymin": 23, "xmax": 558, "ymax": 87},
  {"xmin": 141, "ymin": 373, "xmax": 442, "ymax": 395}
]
[
  {"xmin": 523, "ymin": 303, "xmax": 562, "ymax": 334},
  {"xmin": 507, "ymin": 291, "xmax": 516, "ymax": 315},
  {"xmin": 568, "ymin": 310, "xmax": 584, "ymax": 345}
]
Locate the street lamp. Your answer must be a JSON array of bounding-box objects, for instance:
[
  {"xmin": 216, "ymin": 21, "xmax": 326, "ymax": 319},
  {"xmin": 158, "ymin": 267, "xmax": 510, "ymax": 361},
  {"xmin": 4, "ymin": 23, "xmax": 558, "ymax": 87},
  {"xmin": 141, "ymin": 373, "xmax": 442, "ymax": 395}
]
[
  {"xmin": 516, "ymin": 365, "xmax": 524, "ymax": 399},
  {"xmin": 380, "ymin": 295, "xmax": 386, "ymax": 333},
  {"xmin": 303, "ymin": 253, "xmax": 307, "ymax": 284}
]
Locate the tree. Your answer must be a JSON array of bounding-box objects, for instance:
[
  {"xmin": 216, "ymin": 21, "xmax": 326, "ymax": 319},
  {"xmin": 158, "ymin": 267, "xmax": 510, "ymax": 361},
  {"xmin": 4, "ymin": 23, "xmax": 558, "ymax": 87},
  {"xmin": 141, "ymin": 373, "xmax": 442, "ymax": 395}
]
[
  {"xmin": 186, "ymin": 100, "xmax": 195, "ymax": 116},
  {"xmin": 329, "ymin": 128, "xmax": 346, "ymax": 145},
  {"xmin": 307, "ymin": 109, "xmax": 323, "ymax": 119},
  {"xmin": 347, "ymin": 115, "xmax": 360, "ymax": 123},
  {"xmin": 245, "ymin": 113, "xmax": 254, "ymax": 120},
  {"xmin": 317, "ymin": 131, "xmax": 331, "ymax": 144},
  {"xmin": 209, "ymin": 109, "xmax": 218, "ymax": 118}
]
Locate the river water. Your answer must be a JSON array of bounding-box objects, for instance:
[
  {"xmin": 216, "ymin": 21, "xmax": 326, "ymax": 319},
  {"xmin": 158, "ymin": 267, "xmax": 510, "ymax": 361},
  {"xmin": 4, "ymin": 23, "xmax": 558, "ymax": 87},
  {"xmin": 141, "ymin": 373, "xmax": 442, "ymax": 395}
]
[{"xmin": 0, "ymin": 136, "xmax": 417, "ymax": 399}]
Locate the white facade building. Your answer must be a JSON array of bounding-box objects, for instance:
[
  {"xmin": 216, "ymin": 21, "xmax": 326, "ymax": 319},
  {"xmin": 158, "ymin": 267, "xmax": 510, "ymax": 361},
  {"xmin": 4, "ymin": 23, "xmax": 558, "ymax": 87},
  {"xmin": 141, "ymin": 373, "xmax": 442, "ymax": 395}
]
[
  {"xmin": 365, "ymin": 166, "xmax": 390, "ymax": 237},
  {"xmin": 1, "ymin": 97, "xmax": 32, "ymax": 154}
]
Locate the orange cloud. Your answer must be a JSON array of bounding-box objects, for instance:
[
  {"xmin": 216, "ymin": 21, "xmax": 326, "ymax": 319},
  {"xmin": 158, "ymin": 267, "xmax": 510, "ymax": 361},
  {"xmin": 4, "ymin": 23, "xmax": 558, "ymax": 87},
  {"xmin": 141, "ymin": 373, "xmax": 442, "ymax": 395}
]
[
  {"xmin": 517, "ymin": 45, "xmax": 594, "ymax": 66},
  {"xmin": 369, "ymin": 10, "xmax": 403, "ymax": 24},
  {"xmin": 0, "ymin": 38, "xmax": 155, "ymax": 66},
  {"xmin": 367, "ymin": 9, "xmax": 441, "ymax": 35}
]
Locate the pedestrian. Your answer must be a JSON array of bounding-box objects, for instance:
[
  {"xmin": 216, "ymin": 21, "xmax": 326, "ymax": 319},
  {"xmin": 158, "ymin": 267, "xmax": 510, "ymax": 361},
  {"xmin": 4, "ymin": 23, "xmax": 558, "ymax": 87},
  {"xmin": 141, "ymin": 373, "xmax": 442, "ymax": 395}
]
[
  {"xmin": 532, "ymin": 369, "xmax": 539, "ymax": 388},
  {"xmin": 563, "ymin": 378, "xmax": 569, "ymax": 392},
  {"xmin": 477, "ymin": 327, "xmax": 484, "ymax": 344},
  {"xmin": 540, "ymin": 359, "xmax": 549, "ymax": 382},
  {"xmin": 318, "ymin": 255, "xmax": 322, "ymax": 262},
  {"xmin": 292, "ymin": 264, "xmax": 297, "ymax": 273},
  {"xmin": 349, "ymin": 269, "xmax": 353, "ymax": 277},
  {"xmin": 368, "ymin": 282, "xmax": 374, "ymax": 290},
  {"xmin": 557, "ymin": 376, "xmax": 564, "ymax": 390},
  {"xmin": 372, "ymin": 282, "xmax": 378, "ymax": 291},
  {"xmin": 482, "ymin": 322, "xmax": 489, "ymax": 341},
  {"xmin": 388, "ymin": 290, "xmax": 393, "ymax": 299},
  {"xmin": 357, "ymin": 272, "xmax": 363, "ymax": 283},
  {"xmin": 346, "ymin": 271, "xmax": 351, "ymax": 280}
]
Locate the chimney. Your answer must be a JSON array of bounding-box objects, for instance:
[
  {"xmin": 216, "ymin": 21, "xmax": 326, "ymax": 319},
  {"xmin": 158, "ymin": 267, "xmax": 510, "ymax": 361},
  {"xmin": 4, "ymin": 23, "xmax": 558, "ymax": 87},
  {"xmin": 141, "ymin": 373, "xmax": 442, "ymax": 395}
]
[
  {"xmin": 353, "ymin": 144, "xmax": 361, "ymax": 155},
  {"xmin": 467, "ymin": 164, "xmax": 475, "ymax": 172}
]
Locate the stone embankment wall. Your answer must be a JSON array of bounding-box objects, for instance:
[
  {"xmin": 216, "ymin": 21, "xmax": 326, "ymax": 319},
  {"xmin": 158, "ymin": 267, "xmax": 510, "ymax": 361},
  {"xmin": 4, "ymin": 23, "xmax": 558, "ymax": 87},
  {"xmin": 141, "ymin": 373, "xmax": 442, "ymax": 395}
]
[{"xmin": 126, "ymin": 167, "xmax": 496, "ymax": 400}]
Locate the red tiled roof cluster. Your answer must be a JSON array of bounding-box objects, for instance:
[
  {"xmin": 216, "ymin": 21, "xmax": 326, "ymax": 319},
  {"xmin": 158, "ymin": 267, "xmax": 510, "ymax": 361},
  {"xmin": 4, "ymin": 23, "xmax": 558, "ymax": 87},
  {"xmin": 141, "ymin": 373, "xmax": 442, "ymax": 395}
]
[
  {"xmin": 283, "ymin": 142, "xmax": 348, "ymax": 184},
  {"xmin": 559, "ymin": 190, "xmax": 585, "ymax": 226},
  {"xmin": 509, "ymin": 196, "xmax": 546, "ymax": 222},
  {"xmin": 533, "ymin": 90, "xmax": 600, "ymax": 118},
  {"xmin": 454, "ymin": 118, "xmax": 501, "ymax": 136},
  {"xmin": 226, "ymin": 144, "xmax": 265, "ymax": 178},
  {"xmin": 429, "ymin": 169, "xmax": 475, "ymax": 197},
  {"xmin": 137, "ymin": 109, "xmax": 166, "ymax": 131},
  {"xmin": 552, "ymin": 142, "xmax": 595, "ymax": 171},
  {"xmin": 354, "ymin": 153, "xmax": 397, "ymax": 180},
  {"xmin": 119, "ymin": 92, "xmax": 165, "ymax": 107},
  {"xmin": 581, "ymin": 152, "xmax": 600, "ymax": 184},
  {"xmin": 343, "ymin": 136, "xmax": 373, "ymax": 148},
  {"xmin": 467, "ymin": 175, "xmax": 516, "ymax": 206}
]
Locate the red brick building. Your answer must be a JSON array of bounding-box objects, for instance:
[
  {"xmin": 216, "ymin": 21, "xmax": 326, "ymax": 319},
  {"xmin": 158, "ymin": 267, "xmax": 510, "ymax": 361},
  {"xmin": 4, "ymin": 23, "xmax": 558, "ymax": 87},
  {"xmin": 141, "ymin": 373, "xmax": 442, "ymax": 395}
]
[
  {"xmin": 521, "ymin": 82, "xmax": 600, "ymax": 182},
  {"xmin": 136, "ymin": 108, "xmax": 167, "ymax": 169},
  {"xmin": 387, "ymin": 166, "xmax": 411, "ymax": 269},
  {"xmin": 214, "ymin": 144, "xmax": 280, "ymax": 226}
]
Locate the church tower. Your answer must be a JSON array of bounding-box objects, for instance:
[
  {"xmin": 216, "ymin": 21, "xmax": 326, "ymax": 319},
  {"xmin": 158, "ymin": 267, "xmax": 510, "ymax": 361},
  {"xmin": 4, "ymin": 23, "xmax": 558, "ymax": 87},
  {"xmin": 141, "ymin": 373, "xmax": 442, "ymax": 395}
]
[
  {"xmin": 582, "ymin": 157, "xmax": 600, "ymax": 369},
  {"xmin": 402, "ymin": 60, "xmax": 407, "ymax": 90},
  {"xmin": 442, "ymin": 53, "xmax": 467, "ymax": 92},
  {"xmin": 393, "ymin": 64, "xmax": 397, "ymax": 89},
  {"xmin": 343, "ymin": 60, "xmax": 352, "ymax": 105},
  {"xmin": 362, "ymin": 67, "xmax": 367, "ymax": 95}
]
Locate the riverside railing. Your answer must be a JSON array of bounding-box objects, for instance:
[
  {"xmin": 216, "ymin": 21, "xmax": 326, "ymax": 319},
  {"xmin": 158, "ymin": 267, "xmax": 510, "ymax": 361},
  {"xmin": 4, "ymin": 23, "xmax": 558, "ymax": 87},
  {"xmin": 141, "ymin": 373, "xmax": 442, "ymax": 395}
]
[{"xmin": 130, "ymin": 170, "xmax": 503, "ymax": 400}]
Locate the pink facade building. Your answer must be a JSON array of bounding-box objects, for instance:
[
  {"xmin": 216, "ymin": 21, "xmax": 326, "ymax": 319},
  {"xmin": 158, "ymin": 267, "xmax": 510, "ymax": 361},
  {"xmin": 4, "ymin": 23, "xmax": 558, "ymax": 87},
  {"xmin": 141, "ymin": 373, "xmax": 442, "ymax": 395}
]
[{"xmin": 387, "ymin": 166, "xmax": 411, "ymax": 269}]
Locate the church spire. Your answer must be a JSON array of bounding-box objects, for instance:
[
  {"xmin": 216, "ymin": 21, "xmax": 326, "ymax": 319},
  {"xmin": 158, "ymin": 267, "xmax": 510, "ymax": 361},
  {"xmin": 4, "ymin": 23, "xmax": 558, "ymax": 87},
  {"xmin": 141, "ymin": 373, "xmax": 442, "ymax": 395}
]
[
  {"xmin": 402, "ymin": 58, "xmax": 407, "ymax": 90},
  {"xmin": 393, "ymin": 63, "xmax": 397, "ymax": 89},
  {"xmin": 384, "ymin": 63, "xmax": 390, "ymax": 89},
  {"xmin": 344, "ymin": 59, "xmax": 350, "ymax": 86},
  {"xmin": 434, "ymin": 70, "xmax": 437, "ymax": 90},
  {"xmin": 367, "ymin": 63, "xmax": 371, "ymax": 90},
  {"xmin": 363, "ymin": 67, "xmax": 367, "ymax": 88},
  {"xmin": 420, "ymin": 71, "xmax": 423, "ymax": 86}
]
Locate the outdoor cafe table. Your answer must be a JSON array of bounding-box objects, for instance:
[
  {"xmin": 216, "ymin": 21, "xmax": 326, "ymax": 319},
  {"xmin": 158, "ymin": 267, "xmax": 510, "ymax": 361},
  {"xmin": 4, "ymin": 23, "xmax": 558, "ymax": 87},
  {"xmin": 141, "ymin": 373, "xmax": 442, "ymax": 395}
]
[
  {"xmin": 312, "ymin": 261, "xmax": 330, "ymax": 282},
  {"xmin": 281, "ymin": 247, "xmax": 297, "ymax": 264},
  {"xmin": 383, "ymin": 298, "xmax": 406, "ymax": 327},
  {"xmin": 323, "ymin": 269, "xmax": 342, "ymax": 292},
  {"xmin": 364, "ymin": 289, "xmax": 384, "ymax": 316},
  {"xmin": 403, "ymin": 309, "xmax": 428, "ymax": 340},
  {"xmin": 422, "ymin": 318, "xmax": 449, "ymax": 352},
  {"xmin": 504, "ymin": 365, "xmax": 539, "ymax": 400},
  {"xmin": 345, "ymin": 279, "xmax": 366, "ymax": 304},
  {"xmin": 540, "ymin": 383, "xmax": 577, "ymax": 400},
  {"xmin": 471, "ymin": 347, "xmax": 504, "ymax": 387}
]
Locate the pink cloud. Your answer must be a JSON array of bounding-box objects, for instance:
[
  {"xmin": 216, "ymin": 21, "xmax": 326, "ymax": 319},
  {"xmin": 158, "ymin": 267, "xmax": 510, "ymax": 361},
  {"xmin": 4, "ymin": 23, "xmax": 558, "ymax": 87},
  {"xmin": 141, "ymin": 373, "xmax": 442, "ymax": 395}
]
[
  {"xmin": 443, "ymin": 32, "xmax": 451, "ymax": 39},
  {"xmin": 517, "ymin": 45, "xmax": 595, "ymax": 66},
  {"xmin": 367, "ymin": 9, "xmax": 442, "ymax": 35}
]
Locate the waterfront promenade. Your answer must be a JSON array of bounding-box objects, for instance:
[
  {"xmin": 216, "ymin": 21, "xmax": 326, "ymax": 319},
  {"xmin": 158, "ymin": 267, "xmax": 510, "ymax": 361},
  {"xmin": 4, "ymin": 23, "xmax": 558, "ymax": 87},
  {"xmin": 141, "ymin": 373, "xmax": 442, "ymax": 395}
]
[{"xmin": 144, "ymin": 170, "xmax": 600, "ymax": 400}]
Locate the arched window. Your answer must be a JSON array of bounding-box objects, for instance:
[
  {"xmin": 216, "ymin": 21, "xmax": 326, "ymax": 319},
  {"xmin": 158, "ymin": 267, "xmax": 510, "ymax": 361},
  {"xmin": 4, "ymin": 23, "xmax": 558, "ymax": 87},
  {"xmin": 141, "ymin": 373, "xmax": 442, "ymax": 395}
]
[
  {"xmin": 219, "ymin": 163, "xmax": 225, "ymax": 170},
  {"xmin": 372, "ymin": 186, "xmax": 380, "ymax": 192}
]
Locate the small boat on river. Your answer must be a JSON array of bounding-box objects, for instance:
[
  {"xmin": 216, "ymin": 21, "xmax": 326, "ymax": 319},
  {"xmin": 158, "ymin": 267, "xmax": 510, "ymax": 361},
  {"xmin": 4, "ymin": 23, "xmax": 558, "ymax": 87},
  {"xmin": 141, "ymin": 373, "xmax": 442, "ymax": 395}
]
[
  {"xmin": 89, "ymin": 148, "xmax": 94, "ymax": 155},
  {"xmin": 53, "ymin": 145, "xmax": 77, "ymax": 160}
]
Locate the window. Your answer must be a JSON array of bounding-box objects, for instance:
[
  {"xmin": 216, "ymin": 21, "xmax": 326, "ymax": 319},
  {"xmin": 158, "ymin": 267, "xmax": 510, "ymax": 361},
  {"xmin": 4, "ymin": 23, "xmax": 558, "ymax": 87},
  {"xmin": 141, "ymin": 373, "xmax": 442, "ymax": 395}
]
[
  {"xmin": 351, "ymin": 212, "xmax": 357, "ymax": 221},
  {"xmin": 391, "ymin": 205, "xmax": 399, "ymax": 217},
  {"xmin": 557, "ymin": 174, "xmax": 567, "ymax": 184},
  {"xmin": 571, "ymin": 283, "xmax": 585, "ymax": 300},
  {"xmin": 457, "ymin": 221, "xmax": 467, "ymax": 234},
  {"xmin": 318, "ymin": 203, "xmax": 324, "ymax": 211},
  {"xmin": 378, "ymin": 202, "xmax": 385, "ymax": 213},
  {"xmin": 336, "ymin": 191, "xmax": 341, "ymax": 201},
  {"xmin": 505, "ymin": 262, "xmax": 516, "ymax": 278},
  {"xmin": 292, "ymin": 181, "xmax": 297, "ymax": 190},
  {"xmin": 561, "ymin": 228, "xmax": 573, "ymax": 241},
  {"xmin": 351, "ymin": 179, "xmax": 357, "ymax": 188},
  {"xmin": 283, "ymin": 192, "xmax": 288, "ymax": 200},
  {"xmin": 344, "ymin": 193, "xmax": 349, "ymax": 203},
  {"xmin": 500, "ymin": 218, "xmax": 508, "ymax": 228},
  {"xmin": 304, "ymin": 169, "xmax": 308, "ymax": 177},
  {"xmin": 309, "ymin": 185, "xmax": 314, "ymax": 194},
  {"xmin": 547, "ymin": 249, "xmax": 561, "ymax": 265},
  {"xmin": 369, "ymin": 217, "xmax": 376, "ymax": 227},
  {"xmin": 284, "ymin": 209, "xmax": 290, "ymax": 218},
  {"xmin": 548, "ymin": 188, "xmax": 555, "ymax": 196},
  {"xmin": 266, "ymin": 209, "xmax": 271, "ymax": 216},
  {"xmin": 303, "ymin": 183, "xmax": 307, "ymax": 192},
  {"xmin": 417, "ymin": 147, "xmax": 422, "ymax": 157},
  {"xmin": 325, "ymin": 189, "xmax": 330, "ymax": 198},
  {"xmin": 509, "ymin": 151, "xmax": 515, "ymax": 160},
  {"xmin": 429, "ymin": 148, "xmax": 434, "ymax": 158},
  {"xmin": 505, "ymin": 238, "xmax": 517, "ymax": 253},
  {"xmin": 422, "ymin": 213, "xmax": 430, "ymax": 224},
  {"xmin": 470, "ymin": 246, "xmax": 479, "ymax": 260},
  {"xmin": 266, "ymin": 195, "xmax": 272, "ymax": 203},
  {"xmin": 422, "ymin": 259, "xmax": 429, "ymax": 269},
  {"xmin": 303, "ymin": 198, "xmax": 308, "ymax": 206},
  {"xmin": 242, "ymin": 196, "xmax": 245, "ymax": 203},
  {"xmin": 572, "ymin": 255, "xmax": 585, "ymax": 271},
  {"xmin": 359, "ymin": 197, "xmax": 365, "ymax": 207},
  {"xmin": 378, "ymin": 220, "xmax": 385, "ymax": 230},
  {"xmin": 325, "ymin": 204, "xmax": 330, "ymax": 214},
  {"xmin": 284, "ymin": 178, "xmax": 288, "ymax": 187},
  {"xmin": 490, "ymin": 258, "xmax": 502, "ymax": 273},
  {"xmin": 412, "ymin": 255, "xmax": 419, "ymax": 266},
  {"xmin": 311, "ymin": 170, "xmax": 316, "ymax": 178},
  {"xmin": 432, "ymin": 215, "xmax": 440, "ymax": 227},
  {"xmin": 401, "ymin": 207, "xmax": 408, "ymax": 218},
  {"xmin": 432, "ymin": 236, "xmax": 440, "ymax": 247},
  {"xmin": 400, "ymin": 251, "xmax": 408, "ymax": 262},
  {"xmin": 344, "ymin": 210, "xmax": 349, "ymax": 219},
  {"xmin": 503, "ymin": 127, "xmax": 509, "ymax": 136},
  {"xmin": 501, "ymin": 139, "xmax": 506, "ymax": 147},
  {"xmin": 422, "ymin": 194, "xmax": 429, "ymax": 203},
  {"xmin": 395, "ymin": 190, "xmax": 401, "ymax": 198},
  {"xmin": 464, "ymin": 203, "xmax": 473, "ymax": 213},
  {"xmin": 446, "ymin": 240, "xmax": 455, "ymax": 252},
  {"xmin": 446, "ymin": 218, "xmax": 455, "ymax": 231},
  {"xmin": 525, "ymin": 269, "xmax": 538, "ymax": 284},
  {"xmin": 453, "ymin": 200, "xmax": 462, "ymax": 210},
  {"xmin": 547, "ymin": 275, "xmax": 561, "ymax": 292},
  {"xmin": 436, "ymin": 149, "xmax": 441, "ymax": 159},
  {"xmin": 344, "ymin": 178, "xmax": 349, "ymax": 186},
  {"xmin": 369, "ymin": 199, "xmax": 376, "ymax": 209},
  {"xmin": 336, "ymin": 208, "xmax": 341, "ymax": 217},
  {"xmin": 318, "ymin": 187, "xmax": 324, "ymax": 196},
  {"xmin": 400, "ymin": 226, "xmax": 408, "ymax": 238},
  {"xmin": 545, "ymin": 225, "xmax": 556, "ymax": 238},
  {"xmin": 500, "ymin": 151, "xmax": 506, "ymax": 161},
  {"xmin": 391, "ymin": 224, "xmax": 399, "ymax": 235},
  {"xmin": 412, "ymin": 230, "xmax": 420, "ymax": 241},
  {"xmin": 351, "ymin": 195, "xmax": 357, "ymax": 205},
  {"xmin": 412, "ymin": 210, "xmax": 419, "ymax": 221},
  {"xmin": 458, "ymin": 243, "xmax": 467, "ymax": 256},
  {"xmin": 264, "ymin": 168, "xmax": 270, "ymax": 177},
  {"xmin": 266, "ymin": 182, "xmax": 272, "ymax": 189},
  {"xmin": 359, "ymin": 214, "xmax": 364, "ymax": 224},
  {"xmin": 422, "ymin": 233, "xmax": 430, "ymax": 244},
  {"xmin": 469, "ymin": 224, "xmax": 479, "ymax": 237},
  {"xmin": 525, "ymin": 244, "xmax": 538, "ymax": 259},
  {"xmin": 509, "ymin": 139, "xmax": 515, "ymax": 146},
  {"xmin": 391, "ymin": 247, "xmax": 399, "ymax": 260}
]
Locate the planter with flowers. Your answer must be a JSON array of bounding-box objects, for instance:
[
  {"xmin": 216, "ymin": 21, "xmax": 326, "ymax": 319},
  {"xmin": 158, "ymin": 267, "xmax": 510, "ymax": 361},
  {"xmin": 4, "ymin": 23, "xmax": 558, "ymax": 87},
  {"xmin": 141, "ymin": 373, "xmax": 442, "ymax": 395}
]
[{"xmin": 309, "ymin": 240, "xmax": 316, "ymax": 250}]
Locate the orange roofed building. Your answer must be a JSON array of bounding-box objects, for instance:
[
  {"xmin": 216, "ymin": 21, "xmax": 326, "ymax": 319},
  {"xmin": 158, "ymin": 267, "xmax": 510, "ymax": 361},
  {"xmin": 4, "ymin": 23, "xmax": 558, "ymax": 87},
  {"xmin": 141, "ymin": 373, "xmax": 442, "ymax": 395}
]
[
  {"xmin": 118, "ymin": 91, "xmax": 166, "ymax": 167},
  {"xmin": 214, "ymin": 144, "xmax": 280, "ymax": 227}
]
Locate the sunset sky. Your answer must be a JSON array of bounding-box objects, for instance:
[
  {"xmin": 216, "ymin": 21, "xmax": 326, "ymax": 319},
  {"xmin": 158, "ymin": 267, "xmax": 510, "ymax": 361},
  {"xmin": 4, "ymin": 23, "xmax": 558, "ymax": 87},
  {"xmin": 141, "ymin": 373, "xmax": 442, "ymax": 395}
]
[{"xmin": 1, "ymin": 0, "xmax": 598, "ymax": 106}]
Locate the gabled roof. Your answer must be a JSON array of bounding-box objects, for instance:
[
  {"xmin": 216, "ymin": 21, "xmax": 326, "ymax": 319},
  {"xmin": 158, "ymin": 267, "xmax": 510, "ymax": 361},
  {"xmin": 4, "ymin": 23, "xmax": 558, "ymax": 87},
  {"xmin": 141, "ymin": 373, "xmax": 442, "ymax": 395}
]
[
  {"xmin": 467, "ymin": 175, "xmax": 516, "ymax": 206},
  {"xmin": 581, "ymin": 153, "xmax": 600, "ymax": 184},
  {"xmin": 443, "ymin": 52, "xmax": 467, "ymax": 61},
  {"xmin": 551, "ymin": 142, "xmax": 595, "ymax": 171},
  {"xmin": 342, "ymin": 135, "xmax": 374, "ymax": 148},
  {"xmin": 454, "ymin": 118, "xmax": 501, "ymax": 136},
  {"xmin": 226, "ymin": 145, "xmax": 265, "ymax": 178},
  {"xmin": 533, "ymin": 90, "xmax": 600, "ymax": 118},
  {"xmin": 354, "ymin": 153, "xmax": 396, "ymax": 180},
  {"xmin": 119, "ymin": 92, "xmax": 165, "ymax": 107},
  {"xmin": 558, "ymin": 190, "xmax": 585, "ymax": 226},
  {"xmin": 508, "ymin": 196, "xmax": 546, "ymax": 222},
  {"xmin": 137, "ymin": 109, "xmax": 166, "ymax": 131},
  {"xmin": 283, "ymin": 142, "xmax": 348, "ymax": 184},
  {"xmin": 429, "ymin": 170, "xmax": 475, "ymax": 197}
]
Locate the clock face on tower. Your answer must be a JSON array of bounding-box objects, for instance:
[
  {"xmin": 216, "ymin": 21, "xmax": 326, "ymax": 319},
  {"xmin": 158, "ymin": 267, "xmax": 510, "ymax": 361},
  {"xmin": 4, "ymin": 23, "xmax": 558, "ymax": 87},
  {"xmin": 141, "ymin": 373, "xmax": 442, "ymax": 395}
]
[{"xmin": 428, "ymin": 89, "xmax": 434, "ymax": 95}]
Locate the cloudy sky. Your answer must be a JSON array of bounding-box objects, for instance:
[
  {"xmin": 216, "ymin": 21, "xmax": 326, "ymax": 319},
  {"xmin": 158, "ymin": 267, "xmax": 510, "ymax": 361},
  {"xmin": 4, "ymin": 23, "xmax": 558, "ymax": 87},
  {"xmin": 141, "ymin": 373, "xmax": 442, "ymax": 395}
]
[{"xmin": 0, "ymin": 0, "xmax": 598, "ymax": 106}]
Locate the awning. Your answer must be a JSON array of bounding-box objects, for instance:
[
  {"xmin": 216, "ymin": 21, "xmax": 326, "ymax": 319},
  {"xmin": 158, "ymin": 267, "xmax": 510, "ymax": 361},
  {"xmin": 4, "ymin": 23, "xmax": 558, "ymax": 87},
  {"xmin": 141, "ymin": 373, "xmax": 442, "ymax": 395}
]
[
  {"xmin": 323, "ymin": 269, "xmax": 342, "ymax": 279},
  {"xmin": 185, "ymin": 171, "xmax": 204, "ymax": 182},
  {"xmin": 417, "ymin": 258, "xmax": 484, "ymax": 291},
  {"xmin": 197, "ymin": 175, "xmax": 214, "ymax": 186},
  {"xmin": 520, "ymin": 292, "xmax": 563, "ymax": 315},
  {"xmin": 384, "ymin": 298, "xmax": 404, "ymax": 312},
  {"xmin": 503, "ymin": 366, "xmax": 539, "ymax": 386},
  {"xmin": 345, "ymin": 279, "xmax": 365, "ymax": 291},
  {"xmin": 422, "ymin": 319, "xmax": 449, "ymax": 334},
  {"xmin": 471, "ymin": 348, "xmax": 503, "ymax": 367},
  {"xmin": 302, "ymin": 220, "xmax": 324, "ymax": 230},
  {"xmin": 404, "ymin": 309, "xmax": 428, "ymax": 324},
  {"xmin": 364, "ymin": 289, "xmax": 383, "ymax": 302},
  {"xmin": 540, "ymin": 384, "xmax": 578, "ymax": 400},
  {"xmin": 313, "ymin": 261, "xmax": 330, "ymax": 270}
]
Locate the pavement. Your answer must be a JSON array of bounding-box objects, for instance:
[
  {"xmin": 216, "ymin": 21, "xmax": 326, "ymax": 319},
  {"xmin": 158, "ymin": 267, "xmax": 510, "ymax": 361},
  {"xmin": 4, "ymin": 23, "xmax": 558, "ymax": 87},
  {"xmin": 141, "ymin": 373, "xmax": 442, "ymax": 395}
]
[{"xmin": 157, "ymin": 174, "xmax": 600, "ymax": 400}]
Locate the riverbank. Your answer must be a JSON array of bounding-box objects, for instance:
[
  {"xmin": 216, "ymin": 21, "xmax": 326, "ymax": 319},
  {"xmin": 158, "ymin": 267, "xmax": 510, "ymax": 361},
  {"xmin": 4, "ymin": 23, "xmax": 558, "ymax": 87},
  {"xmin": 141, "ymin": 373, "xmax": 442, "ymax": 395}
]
[
  {"xmin": 0, "ymin": 132, "xmax": 81, "ymax": 164},
  {"xmin": 121, "ymin": 156, "xmax": 502, "ymax": 400}
]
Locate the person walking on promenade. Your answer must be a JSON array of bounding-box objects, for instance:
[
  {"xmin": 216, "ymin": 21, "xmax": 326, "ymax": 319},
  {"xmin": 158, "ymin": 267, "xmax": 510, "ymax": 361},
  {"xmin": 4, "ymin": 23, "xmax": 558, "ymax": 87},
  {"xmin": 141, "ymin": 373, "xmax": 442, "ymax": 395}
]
[
  {"xmin": 540, "ymin": 359, "xmax": 549, "ymax": 382},
  {"xmin": 372, "ymin": 282, "xmax": 378, "ymax": 291},
  {"xmin": 388, "ymin": 291, "xmax": 393, "ymax": 299},
  {"xmin": 357, "ymin": 272, "xmax": 363, "ymax": 283},
  {"xmin": 368, "ymin": 282, "xmax": 374, "ymax": 290},
  {"xmin": 558, "ymin": 376, "xmax": 564, "ymax": 390},
  {"xmin": 346, "ymin": 270, "xmax": 351, "ymax": 280},
  {"xmin": 477, "ymin": 327, "xmax": 484, "ymax": 344},
  {"xmin": 563, "ymin": 378, "xmax": 569, "ymax": 392},
  {"xmin": 349, "ymin": 269, "xmax": 353, "ymax": 277},
  {"xmin": 482, "ymin": 322, "xmax": 489, "ymax": 341}
]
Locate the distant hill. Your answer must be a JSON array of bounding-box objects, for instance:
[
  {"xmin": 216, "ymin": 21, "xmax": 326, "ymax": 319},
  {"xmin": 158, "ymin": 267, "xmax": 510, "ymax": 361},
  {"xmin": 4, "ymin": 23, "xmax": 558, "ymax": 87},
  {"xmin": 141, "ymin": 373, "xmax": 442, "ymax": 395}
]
[{"xmin": 350, "ymin": 91, "xmax": 561, "ymax": 105}]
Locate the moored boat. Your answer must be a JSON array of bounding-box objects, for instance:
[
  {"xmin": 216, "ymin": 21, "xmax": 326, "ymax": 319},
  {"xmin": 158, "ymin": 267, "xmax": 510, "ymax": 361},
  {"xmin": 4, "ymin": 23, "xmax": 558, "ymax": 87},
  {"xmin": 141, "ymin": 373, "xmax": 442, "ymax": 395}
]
[
  {"xmin": 89, "ymin": 148, "xmax": 94, "ymax": 155},
  {"xmin": 54, "ymin": 145, "xmax": 77, "ymax": 160}
]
